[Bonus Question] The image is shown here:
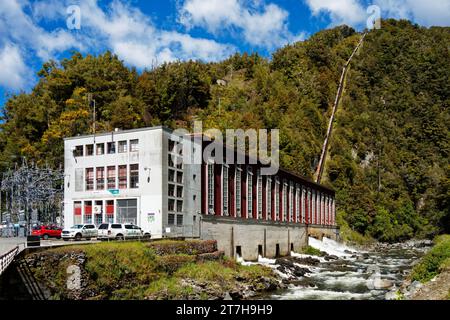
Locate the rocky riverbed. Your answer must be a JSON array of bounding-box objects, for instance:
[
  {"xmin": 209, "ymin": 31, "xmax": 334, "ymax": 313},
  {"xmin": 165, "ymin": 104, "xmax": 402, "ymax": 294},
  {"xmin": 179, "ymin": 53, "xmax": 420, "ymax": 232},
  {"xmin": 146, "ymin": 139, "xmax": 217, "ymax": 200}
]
[{"xmin": 239, "ymin": 237, "xmax": 433, "ymax": 300}]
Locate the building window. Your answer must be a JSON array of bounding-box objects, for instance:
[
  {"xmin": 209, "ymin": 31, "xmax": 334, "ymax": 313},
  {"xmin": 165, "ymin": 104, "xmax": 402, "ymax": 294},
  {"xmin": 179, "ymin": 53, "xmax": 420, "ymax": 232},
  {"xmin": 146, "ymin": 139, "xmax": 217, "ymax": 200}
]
[
  {"xmin": 247, "ymin": 168, "xmax": 253, "ymax": 217},
  {"xmin": 169, "ymin": 184, "xmax": 175, "ymax": 197},
  {"xmin": 84, "ymin": 201, "xmax": 92, "ymax": 223},
  {"xmin": 176, "ymin": 158, "xmax": 183, "ymax": 169},
  {"xmin": 118, "ymin": 140, "xmax": 127, "ymax": 153},
  {"xmin": 168, "ymin": 155, "xmax": 174, "ymax": 167},
  {"xmin": 168, "ymin": 169, "xmax": 175, "ymax": 182},
  {"xmin": 176, "ymin": 215, "xmax": 183, "ymax": 226},
  {"xmin": 107, "ymin": 166, "xmax": 116, "ymax": 189},
  {"xmin": 176, "ymin": 200, "xmax": 183, "ymax": 213},
  {"xmin": 176, "ymin": 171, "xmax": 183, "ymax": 184},
  {"xmin": 86, "ymin": 144, "xmax": 94, "ymax": 156},
  {"xmin": 74, "ymin": 145, "xmax": 83, "ymax": 157},
  {"xmin": 107, "ymin": 142, "xmax": 116, "ymax": 154},
  {"xmin": 96, "ymin": 143, "xmax": 104, "ymax": 155},
  {"xmin": 130, "ymin": 164, "xmax": 139, "ymax": 188},
  {"xmin": 283, "ymin": 181, "xmax": 288, "ymax": 221},
  {"xmin": 106, "ymin": 200, "xmax": 114, "ymax": 223},
  {"xmin": 85, "ymin": 168, "xmax": 94, "ymax": 190},
  {"xmin": 275, "ymin": 178, "xmax": 280, "ymax": 221},
  {"xmin": 208, "ymin": 163, "xmax": 214, "ymax": 214},
  {"xmin": 168, "ymin": 140, "xmax": 175, "ymax": 152},
  {"xmin": 177, "ymin": 186, "xmax": 183, "ymax": 198},
  {"xmin": 302, "ymin": 187, "xmax": 306, "ymax": 223},
  {"xmin": 257, "ymin": 169, "xmax": 262, "ymax": 219},
  {"xmin": 223, "ymin": 165, "xmax": 228, "ymax": 216},
  {"xmin": 296, "ymin": 185, "xmax": 301, "ymax": 222},
  {"xmin": 118, "ymin": 165, "xmax": 127, "ymax": 189},
  {"xmin": 116, "ymin": 199, "xmax": 137, "ymax": 224},
  {"xmin": 168, "ymin": 214, "xmax": 175, "ymax": 225},
  {"xmin": 168, "ymin": 199, "xmax": 175, "ymax": 211},
  {"xmin": 96, "ymin": 167, "xmax": 105, "ymax": 190},
  {"xmin": 75, "ymin": 168, "xmax": 83, "ymax": 192},
  {"xmin": 94, "ymin": 200, "xmax": 103, "ymax": 225},
  {"xmin": 74, "ymin": 201, "xmax": 82, "ymax": 225},
  {"xmin": 130, "ymin": 139, "xmax": 139, "ymax": 152},
  {"xmin": 267, "ymin": 178, "xmax": 272, "ymax": 220},
  {"xmin": 290, "ymin": 182, "xmax": 294, "ymax": 221},
  {"xmin": 235, "ymin": 166, "xmax": 241, "ymax": 217}
]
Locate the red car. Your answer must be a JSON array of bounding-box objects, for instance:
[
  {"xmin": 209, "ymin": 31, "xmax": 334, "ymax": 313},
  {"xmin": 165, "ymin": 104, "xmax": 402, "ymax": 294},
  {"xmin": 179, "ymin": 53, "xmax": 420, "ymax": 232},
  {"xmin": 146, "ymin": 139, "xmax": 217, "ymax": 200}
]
[{"xmin": 32, "ymin": 225, "xmax": 62, "ymax": 240}]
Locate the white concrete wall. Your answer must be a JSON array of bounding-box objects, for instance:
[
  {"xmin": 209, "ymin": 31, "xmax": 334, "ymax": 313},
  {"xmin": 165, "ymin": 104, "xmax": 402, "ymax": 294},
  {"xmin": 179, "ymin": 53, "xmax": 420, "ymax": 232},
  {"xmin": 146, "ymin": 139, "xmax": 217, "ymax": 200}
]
[
  {"xmin": 200, "ymin": 216, "xmax": 309, "ymax": 261},
  {"xmin": 64, "ymin": 127, "xmax": 166, "ymax": 236}
]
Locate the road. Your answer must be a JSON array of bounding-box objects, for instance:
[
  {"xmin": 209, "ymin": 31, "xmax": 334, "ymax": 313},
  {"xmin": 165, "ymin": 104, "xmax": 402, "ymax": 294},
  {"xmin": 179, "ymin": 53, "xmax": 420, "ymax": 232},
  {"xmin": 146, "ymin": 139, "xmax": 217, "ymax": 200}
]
[{"xmin": 0, "ymin": 237, "xmax": 99, "ymax": 256}]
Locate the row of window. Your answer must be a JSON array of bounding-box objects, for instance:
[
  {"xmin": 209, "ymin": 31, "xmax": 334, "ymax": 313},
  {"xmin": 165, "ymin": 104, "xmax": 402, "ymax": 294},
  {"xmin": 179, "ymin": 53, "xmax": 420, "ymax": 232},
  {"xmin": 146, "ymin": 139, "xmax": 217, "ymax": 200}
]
[
  {"xmin": 207, "ymin": 164, "xmax": 336, "ymax": 225},
  {"xmin": 168, "ymin": 142, "xmax": 185, "ymax": 215},
  {"xmin": 73, "ymin": 199, "xmax": 137, "ymax": 225},
  {"xmin": 76, "ymin": 164, "xmax": 139, "ymax": 192},
  {"xmin": 73, "ymin": 139, "xmax": 139, "ymax": 157}
]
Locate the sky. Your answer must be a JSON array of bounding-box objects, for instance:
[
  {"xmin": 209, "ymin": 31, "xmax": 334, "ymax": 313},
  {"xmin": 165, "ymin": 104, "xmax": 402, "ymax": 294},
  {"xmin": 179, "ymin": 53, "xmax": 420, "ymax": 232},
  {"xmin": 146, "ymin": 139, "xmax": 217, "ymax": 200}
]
[{"xmin": 0, "ymin": 0, "xmax": 449, "ymax": 109}]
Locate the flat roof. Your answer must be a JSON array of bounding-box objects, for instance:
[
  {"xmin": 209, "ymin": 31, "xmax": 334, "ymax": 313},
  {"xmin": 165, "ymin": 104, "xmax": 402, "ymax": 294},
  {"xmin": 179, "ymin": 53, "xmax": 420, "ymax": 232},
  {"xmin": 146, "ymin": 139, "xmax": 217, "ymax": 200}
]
[{"xmin": 63, "ymin": 126, "xmax": 173, "ymax": 141}]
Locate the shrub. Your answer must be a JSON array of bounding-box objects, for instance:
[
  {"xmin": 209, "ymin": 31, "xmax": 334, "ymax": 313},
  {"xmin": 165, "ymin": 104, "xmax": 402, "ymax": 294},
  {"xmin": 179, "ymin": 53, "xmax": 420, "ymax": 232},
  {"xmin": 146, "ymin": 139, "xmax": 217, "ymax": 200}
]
[
  {"xmin": 302, "ymin": 246, "xmax": 326, "ymax": 257},
  {"xmin": 148, "ymin": 240, "xmax": 217, "ymax": 255},
  {"xmin": 156, "ymin": 254, "xmax": 196, "ymax": 275},
  {"xmin": 410, "ymin": 235, "xmax": 450, "ymax": 283}
]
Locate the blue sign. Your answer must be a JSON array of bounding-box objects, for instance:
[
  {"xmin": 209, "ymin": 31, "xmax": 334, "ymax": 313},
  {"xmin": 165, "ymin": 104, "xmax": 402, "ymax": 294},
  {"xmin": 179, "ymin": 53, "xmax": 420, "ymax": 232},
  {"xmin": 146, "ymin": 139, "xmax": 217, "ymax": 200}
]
[{"xmin": 108, "ymin": 189, "xmax": 120, "ymax": 195}]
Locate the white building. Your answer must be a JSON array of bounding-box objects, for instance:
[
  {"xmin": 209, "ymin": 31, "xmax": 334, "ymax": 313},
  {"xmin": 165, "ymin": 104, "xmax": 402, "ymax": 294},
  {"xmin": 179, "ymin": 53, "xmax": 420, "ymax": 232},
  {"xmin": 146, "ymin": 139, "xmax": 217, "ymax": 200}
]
[{"xmin": 63, "ymin": 126, "xmax": 201, "ymax": 238}]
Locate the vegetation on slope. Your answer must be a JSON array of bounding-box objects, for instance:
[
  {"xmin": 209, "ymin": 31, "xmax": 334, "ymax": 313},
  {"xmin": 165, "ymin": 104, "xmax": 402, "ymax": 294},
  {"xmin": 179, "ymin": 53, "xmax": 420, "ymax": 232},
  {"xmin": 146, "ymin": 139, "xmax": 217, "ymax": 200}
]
[
  {"xmin": 410, "ymin": 235, "xmax": 450, "ymax": 283},
  {"xmin": 26, "ymin": 240, "xmax": 278, "ymax": 300},
  {"xmin": 1, "ymin": 19, "xmax": 449, "ymax": 242}
]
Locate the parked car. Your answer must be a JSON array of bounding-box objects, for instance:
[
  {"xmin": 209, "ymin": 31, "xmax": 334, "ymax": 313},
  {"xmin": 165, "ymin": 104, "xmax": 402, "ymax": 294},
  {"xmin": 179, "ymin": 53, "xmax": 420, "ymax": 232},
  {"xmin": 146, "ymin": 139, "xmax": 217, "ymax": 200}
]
[
  {"xmin": 61, "ymin": 224, "xmax": 98, "ymax": 241},
  {"xmin": 31, "ymin": 225, "xmax": 62, "ymax": 240},
  {"xmin": 97, "ymin": 223, "xmax": 151, "ymax": 240}
]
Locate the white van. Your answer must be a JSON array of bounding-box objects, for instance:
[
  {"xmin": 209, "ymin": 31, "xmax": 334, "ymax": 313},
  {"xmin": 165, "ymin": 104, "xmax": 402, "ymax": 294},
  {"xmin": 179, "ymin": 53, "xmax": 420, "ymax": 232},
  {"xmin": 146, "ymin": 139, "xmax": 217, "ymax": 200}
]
[
  {"xmin": 62, "ymin": 224, "xmax": 98, "ymax": 241},
  {"xmin": 97, "ymin": 223, "xmax": 151, "ymax": 240}
]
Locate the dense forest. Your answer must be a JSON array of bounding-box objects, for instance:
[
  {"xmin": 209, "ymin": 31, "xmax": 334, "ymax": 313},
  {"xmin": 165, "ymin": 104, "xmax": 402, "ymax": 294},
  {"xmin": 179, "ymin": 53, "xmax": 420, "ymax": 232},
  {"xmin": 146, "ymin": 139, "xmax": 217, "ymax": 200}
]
[{"xmin": 0, "ymin": 19, "xmax": 448, "ymax": 242}]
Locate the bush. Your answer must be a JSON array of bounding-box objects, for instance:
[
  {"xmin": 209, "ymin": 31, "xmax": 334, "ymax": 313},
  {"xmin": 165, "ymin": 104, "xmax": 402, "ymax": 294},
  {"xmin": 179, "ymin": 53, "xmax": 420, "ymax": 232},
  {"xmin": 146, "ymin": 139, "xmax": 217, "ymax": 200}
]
[
  {"xmin": 148, "ymin": 240, "xmax": 217, "ymax": 255},
  {"xmin": 156, "ymin": 254, "xmax": 196, "ymax": 275},
  {"xmin": 301, "ymin": 246, "xmax": 327, "ymax": 257},
  {"xmin": 410, "ymin": 235, "xmax": 450, "ymax": 283}
]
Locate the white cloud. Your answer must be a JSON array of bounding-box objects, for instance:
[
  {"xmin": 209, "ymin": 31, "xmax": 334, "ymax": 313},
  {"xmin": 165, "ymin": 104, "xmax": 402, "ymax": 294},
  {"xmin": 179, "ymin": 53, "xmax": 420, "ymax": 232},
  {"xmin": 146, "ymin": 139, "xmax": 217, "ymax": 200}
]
[
  {"xmin": 0, "ymin": 0, "xmax": 236, "ymax": 91},
  {"xmin": 0, "ymin": 0, "xmax": 80, "ymax": 61},
  {"xmin": 374, "ymin": 0, "xmax": 450, "ymax": 27},
  {"xmin": 304, "ymin": 0, "xmax": 366, "ymax": 26},
  {"xmin": 178, "ymin": 0, "xmax": 304, "ymax": 48},
  {"xmin": 0, "ymin": 44, "xmax": 28, "ymax": 90},
  {"xmin": 73, "ymin": 0, "xmax": 236, "ymax": 69},
  {"xmin": 304, "ymin": 0, "xmax": 450, "ymax": 28}
]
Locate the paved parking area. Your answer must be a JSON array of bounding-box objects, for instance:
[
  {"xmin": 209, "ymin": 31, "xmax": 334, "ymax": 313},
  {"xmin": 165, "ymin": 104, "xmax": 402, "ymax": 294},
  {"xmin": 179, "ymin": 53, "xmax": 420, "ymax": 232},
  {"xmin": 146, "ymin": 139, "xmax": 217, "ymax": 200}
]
[{"xmin": 0, "ymin": 237, "xmax": 27, "ymax": 256}]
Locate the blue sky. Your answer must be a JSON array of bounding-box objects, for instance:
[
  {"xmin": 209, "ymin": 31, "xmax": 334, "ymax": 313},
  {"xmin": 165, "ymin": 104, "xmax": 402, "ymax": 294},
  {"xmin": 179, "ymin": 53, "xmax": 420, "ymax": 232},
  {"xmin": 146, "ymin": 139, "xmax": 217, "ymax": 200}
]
[{"xmin": 1, "ymin": 0, "xmax": 449, "ymax": 109}]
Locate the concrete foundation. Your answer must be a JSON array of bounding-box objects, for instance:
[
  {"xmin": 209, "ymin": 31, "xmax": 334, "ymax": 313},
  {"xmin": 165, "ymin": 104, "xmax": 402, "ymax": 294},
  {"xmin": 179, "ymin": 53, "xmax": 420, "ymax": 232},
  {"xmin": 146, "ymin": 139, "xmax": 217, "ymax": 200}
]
[
  {"xmin": 200, "ymin": 216, "xmax": 340, "ymax": 261},
  {"xmin": 200, "ymin": 216, "xmax": 309, "ymax": 261}
]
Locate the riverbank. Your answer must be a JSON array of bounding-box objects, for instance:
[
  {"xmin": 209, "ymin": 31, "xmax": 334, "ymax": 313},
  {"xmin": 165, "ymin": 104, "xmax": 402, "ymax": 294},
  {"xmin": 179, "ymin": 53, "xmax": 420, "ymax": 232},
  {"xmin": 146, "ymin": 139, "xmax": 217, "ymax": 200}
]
[
  {"xmin": 24, "ymin": 240, "xmax": 281, "ymax": 300},
  {"xmin": 398, "ymin": 235, "xmax": 450, "ymax": 300}
]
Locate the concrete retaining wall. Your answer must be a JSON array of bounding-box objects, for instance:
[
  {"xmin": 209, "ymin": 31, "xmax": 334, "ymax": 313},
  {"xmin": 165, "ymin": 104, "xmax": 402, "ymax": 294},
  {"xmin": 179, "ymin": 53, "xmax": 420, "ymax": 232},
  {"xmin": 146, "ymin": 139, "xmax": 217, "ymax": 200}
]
[
  {"xmin": 308, "ymin": 225, "xmax": 340, "ymax": 241},
  {"xmin": 200, "ymin": 216, "xmax": 311, "ymax": 261}
]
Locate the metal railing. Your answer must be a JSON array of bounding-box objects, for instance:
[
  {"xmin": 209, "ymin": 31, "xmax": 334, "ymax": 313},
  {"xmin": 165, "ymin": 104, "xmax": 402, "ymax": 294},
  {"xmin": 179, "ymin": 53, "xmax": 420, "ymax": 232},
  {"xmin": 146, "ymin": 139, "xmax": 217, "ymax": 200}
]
[{"xmin": 0, "ymin": 246, "xmax": 19, "ymax": 275}]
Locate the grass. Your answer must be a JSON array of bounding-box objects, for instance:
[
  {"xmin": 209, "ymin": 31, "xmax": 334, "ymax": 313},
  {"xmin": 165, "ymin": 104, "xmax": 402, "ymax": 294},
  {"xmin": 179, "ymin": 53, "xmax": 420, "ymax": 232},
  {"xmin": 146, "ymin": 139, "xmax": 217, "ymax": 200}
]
[
  {"xmin": 410, "ymin": 235, "xmax": 450, "ymax": 283},
  {"xmin": 301, "ymin": 245, "xmax": 326, "ymax": 257}
]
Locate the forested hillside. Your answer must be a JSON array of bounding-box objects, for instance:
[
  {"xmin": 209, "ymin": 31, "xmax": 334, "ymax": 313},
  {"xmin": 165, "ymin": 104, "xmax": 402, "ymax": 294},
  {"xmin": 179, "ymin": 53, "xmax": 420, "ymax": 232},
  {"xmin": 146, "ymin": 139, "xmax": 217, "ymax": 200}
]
[{"xmin": 1, "ymin": 19, "xmax": 448, "ymax": 242}]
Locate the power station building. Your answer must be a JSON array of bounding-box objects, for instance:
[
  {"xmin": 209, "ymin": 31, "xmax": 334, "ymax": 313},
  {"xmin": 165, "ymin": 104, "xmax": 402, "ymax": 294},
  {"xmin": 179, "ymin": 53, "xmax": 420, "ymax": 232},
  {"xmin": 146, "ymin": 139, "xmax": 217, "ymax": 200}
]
[{"xmin": 63, "ymin": 126, "xmax": 337, "ymax": 259}]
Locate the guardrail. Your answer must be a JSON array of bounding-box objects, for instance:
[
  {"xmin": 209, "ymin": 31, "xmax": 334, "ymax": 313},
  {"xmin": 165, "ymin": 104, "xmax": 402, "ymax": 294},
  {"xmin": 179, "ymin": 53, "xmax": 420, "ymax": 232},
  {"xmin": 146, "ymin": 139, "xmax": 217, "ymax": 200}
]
[{"xmin": 0, "ymin": 246, "xmax": 19, "ymax": 275}]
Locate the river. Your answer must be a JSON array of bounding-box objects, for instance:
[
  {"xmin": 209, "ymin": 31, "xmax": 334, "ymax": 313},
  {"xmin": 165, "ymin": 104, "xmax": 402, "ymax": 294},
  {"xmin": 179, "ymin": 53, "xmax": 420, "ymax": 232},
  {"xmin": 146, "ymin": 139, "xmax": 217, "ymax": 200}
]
[{"xmin": 240, "ymin": 237, "xmax": 430, "ymax": 300}]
